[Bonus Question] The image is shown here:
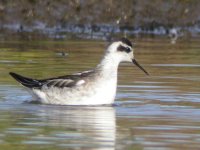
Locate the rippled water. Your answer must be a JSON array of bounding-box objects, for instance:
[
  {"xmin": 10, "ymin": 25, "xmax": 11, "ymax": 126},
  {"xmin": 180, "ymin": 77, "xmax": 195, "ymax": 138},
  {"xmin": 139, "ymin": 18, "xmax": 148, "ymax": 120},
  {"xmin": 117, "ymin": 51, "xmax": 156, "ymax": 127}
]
[{"xmin": 0, "ymin": 38, "xmax": 200, "ymax": 150}]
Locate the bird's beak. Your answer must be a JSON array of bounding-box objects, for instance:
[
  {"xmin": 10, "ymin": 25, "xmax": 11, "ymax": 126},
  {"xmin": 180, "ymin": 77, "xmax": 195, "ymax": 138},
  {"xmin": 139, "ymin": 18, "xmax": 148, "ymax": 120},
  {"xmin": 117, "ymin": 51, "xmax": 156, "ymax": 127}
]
[{"xmin": 132, "ymin": 59, "xmax": 149, "ymax": 75}]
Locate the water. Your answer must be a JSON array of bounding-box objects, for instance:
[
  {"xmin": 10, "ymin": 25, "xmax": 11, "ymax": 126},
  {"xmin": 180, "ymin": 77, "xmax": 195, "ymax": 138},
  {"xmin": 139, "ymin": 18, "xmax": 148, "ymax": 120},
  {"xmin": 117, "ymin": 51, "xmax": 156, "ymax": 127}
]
[{"xmin": 0, "ymin": 37, "xmax": 200, "ymax": 150}]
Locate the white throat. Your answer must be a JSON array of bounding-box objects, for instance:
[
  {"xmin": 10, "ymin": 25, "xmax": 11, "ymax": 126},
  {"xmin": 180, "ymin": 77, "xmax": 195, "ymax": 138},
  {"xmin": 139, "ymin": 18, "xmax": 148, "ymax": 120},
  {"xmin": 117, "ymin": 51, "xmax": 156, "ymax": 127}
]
[{"xmin": 96, "ymin": 52, "xmax": 121, "ymax": 78}]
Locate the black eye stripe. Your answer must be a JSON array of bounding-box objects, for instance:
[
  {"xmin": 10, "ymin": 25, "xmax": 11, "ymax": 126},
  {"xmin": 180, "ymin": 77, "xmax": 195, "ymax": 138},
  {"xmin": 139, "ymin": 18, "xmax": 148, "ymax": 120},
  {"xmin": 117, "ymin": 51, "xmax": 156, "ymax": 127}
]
[{"xmin": 117, "ymin": 45, "xmax": 131, "ymax": 53}]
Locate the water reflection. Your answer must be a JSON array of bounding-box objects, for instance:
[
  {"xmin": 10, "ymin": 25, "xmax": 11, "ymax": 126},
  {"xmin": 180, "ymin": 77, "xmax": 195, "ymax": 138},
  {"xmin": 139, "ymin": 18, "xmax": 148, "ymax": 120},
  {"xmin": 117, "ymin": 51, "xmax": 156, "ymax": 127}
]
[{"xmin": 0, "ymin": 105, "xmax": 116, "ymax": 150}]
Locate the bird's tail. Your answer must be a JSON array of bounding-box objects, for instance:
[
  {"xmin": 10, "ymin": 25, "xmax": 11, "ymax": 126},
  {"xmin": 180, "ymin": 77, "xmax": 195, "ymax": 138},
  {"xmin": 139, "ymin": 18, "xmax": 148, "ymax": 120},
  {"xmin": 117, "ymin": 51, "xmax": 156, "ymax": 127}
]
[{"xmin": 9, "ymin": 72, "xmax": 41, "ymax": 88}]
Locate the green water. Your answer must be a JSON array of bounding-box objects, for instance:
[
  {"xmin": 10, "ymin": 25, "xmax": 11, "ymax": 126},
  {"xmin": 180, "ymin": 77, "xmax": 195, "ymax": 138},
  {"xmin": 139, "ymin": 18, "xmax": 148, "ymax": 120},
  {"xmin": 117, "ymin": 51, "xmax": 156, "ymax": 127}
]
[{"xmin": 0, "ymin": 38, "xmax": 200, "ymax": 150}]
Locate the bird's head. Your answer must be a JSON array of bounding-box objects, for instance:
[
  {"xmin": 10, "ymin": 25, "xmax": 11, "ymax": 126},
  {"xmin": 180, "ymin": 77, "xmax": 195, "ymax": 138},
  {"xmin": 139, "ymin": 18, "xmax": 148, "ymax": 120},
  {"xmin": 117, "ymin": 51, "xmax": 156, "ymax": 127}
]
[{"xmin": 106, "ymin": 37, "xmax": 149, "ymax": 75}]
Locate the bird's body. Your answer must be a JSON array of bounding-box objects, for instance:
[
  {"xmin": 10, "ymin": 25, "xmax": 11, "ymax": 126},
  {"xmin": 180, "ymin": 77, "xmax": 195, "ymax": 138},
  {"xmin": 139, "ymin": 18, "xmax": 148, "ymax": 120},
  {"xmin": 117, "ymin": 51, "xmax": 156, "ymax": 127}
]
[{"xmin": 10, "ymin": 38, "xmax": 148, "ymax": 105}]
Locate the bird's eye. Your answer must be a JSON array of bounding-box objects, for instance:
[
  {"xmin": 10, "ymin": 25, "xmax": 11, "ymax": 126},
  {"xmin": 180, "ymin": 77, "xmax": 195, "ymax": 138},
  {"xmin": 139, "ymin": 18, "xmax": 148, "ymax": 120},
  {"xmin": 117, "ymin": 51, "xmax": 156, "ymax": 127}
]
[
  {"xmin": 125, "ymin": 47, "xmax": 131, "ymax": 53},
  {"xmin": 117, "ymin": 45, "xmax": 131, "ymax": 53}
]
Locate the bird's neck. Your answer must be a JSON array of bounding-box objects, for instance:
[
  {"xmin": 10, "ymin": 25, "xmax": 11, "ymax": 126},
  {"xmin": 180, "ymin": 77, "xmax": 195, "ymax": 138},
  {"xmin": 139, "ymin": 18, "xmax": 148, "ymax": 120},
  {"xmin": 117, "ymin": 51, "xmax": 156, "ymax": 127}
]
[{"xmin": 96, "ymin": 53, "xmax": 120, "ymax": 78}]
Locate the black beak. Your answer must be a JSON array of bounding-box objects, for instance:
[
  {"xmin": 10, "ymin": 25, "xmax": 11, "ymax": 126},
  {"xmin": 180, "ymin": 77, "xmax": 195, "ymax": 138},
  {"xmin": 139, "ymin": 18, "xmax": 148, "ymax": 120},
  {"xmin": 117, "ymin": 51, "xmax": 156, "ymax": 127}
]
[{"xmin": 132, "ymin": 59, "xmax": 149, "ymax": 75}]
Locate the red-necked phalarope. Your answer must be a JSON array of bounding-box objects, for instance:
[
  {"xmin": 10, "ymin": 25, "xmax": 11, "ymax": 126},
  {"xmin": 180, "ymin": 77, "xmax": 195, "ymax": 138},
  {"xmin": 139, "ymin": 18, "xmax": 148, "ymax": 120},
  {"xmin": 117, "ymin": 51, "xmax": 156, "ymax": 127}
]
[{"xmin": 9, "ymin": 38, "xmax": 149, "ymax": 105}]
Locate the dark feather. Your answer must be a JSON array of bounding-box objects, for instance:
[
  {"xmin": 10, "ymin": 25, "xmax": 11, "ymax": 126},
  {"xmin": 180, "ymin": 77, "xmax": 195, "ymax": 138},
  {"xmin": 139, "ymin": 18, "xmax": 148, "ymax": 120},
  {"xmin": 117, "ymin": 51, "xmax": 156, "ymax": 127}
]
[
  {"xmin": 117, "ymin": 45, "xmax": 131, "ymax": 53},
  {"xmin": 120, "ymin": 37, "xmax": 132, "ymax": 47},
  {"xmin": 10, "ymin": 70, "xmax": 94, "ymax": 89},
  {"xmin": 9, "ymin": 72, "xmax": 42, "ymax": 88}
]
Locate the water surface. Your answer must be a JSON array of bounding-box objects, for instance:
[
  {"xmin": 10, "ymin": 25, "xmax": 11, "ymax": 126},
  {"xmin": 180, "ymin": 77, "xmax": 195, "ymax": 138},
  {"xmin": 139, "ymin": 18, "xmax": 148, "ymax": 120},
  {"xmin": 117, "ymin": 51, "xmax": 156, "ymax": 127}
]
[{"xmin": 0, "ymin": 38, "xmax": 200, "ymax": 150}]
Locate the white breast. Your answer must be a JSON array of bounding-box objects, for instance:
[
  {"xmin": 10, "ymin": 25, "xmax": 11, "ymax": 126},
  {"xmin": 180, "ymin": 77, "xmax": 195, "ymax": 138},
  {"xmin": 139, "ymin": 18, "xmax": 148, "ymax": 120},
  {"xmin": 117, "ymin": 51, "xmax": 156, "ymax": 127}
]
[{"xmin": 88, "ymin": 78, "xmax": 117, "ymax": 105}]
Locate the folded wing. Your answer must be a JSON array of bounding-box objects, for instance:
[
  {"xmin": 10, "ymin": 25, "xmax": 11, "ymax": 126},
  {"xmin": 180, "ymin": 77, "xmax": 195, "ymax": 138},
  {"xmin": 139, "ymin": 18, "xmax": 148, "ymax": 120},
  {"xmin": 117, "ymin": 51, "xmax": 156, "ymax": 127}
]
[{"xmin": 9, "ymin": 70, "xmax": 94, "ymax": 89}]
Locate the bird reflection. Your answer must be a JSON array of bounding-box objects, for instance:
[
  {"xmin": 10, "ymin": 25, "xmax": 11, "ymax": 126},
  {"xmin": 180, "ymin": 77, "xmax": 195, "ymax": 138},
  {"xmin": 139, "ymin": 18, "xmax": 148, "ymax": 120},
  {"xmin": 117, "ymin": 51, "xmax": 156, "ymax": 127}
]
[{"xmin": 34, "ymin": 106, "xmax": 116, "ymax": 150}]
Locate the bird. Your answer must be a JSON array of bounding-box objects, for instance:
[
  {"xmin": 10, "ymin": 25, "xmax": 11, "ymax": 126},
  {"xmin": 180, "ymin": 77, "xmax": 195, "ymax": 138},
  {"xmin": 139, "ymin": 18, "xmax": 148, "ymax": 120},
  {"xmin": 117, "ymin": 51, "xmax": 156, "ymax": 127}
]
[{"xmin": 9, "ymin": 38, "xmax": 149, "ymax": 105}]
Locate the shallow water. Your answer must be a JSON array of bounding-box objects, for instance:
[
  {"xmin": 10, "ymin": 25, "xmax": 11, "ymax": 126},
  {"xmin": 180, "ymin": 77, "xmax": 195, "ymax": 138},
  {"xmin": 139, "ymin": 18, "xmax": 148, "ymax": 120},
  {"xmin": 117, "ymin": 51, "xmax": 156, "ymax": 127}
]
[{"xmin": 0, "ymin": 37, "xmax": 200, "ymax": 150}]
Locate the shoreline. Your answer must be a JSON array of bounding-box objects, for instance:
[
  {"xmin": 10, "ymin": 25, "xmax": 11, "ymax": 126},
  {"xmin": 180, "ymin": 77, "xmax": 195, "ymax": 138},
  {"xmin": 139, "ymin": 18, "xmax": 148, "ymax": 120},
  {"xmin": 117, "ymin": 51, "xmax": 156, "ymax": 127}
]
[{"xmin": 1, "ymin": 23, "xmax": 200, "ymax": 40}]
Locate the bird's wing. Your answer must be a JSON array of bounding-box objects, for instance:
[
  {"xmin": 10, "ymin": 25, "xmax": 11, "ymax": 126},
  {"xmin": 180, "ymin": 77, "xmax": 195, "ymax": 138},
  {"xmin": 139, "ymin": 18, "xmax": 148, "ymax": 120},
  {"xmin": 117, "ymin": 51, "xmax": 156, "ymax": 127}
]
[
  {"xmin": 40, "ymin": 78, "xmax": 85, "ymax": 88},
  {"xmin": 10, "ymin": 70, "xmax": 94, "ymax": 89},
  {"xmin": 39, "ymin": 70, "xmax": 94, "ymax": 88}
]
